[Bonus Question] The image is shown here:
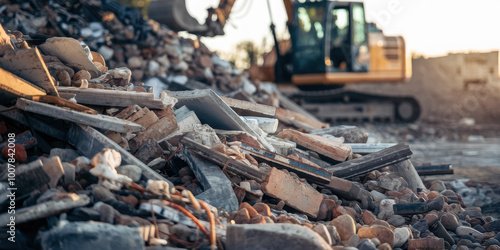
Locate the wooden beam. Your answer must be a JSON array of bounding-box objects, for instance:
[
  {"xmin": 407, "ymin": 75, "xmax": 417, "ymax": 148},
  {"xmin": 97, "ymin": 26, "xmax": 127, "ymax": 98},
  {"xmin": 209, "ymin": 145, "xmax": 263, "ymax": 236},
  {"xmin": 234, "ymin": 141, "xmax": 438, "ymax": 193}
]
[
  {"xmin": 277, "ymin": 129, "xmax": 351, "ymax": 162},
  {"xmin": 0, "ymin": 105, "xmax": 68, "ymax": 141},
  {"xmin": 344, "ymin": 143, "xmax": 397, "ymax": 155},
  {"xmin": 326, "ymin": 143, "xmax": 412, "ymax": 178},
  {"xmin": 57, "ymin": 87, "xmax": 165, "ymax": 109},
  {"xmin": 0, "ymin": 48, "xmax": 58, "ymax": 96},
  {"xmin": 220, "ymin": 96, "xmax": 328, "ymax": 131},
  {"xmin": 15, "ymin": 98, "xmax": 144, "ymax": 133},
  {"xmin": 180, "ymin": 137, "xmax": 264, "ymax": 182}
]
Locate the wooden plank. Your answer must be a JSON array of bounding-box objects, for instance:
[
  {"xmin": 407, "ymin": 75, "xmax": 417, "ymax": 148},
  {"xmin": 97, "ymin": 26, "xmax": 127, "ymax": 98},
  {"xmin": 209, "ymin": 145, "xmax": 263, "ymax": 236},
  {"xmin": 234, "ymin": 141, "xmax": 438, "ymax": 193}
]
[
  {"xmin": 57, "ymin": 87, "xmax": 166, "ymax": 109},
  {"xmin": 0, "ymin": 23, "xmax": 14, "ymax": 56},
  {"xmin": 344, "ymin": 143, "xmax": 397, "ymax": 155},
  {"xmin": 220, "ymin": 96, "xmax": 328, "ymax": 131},
  {"xmin": 0, "ymin": 66, "xmax": 47, "ymax": 98},
  {"xmin": 180, "ymin": 137, "xmax": 264, "ymax": 182},
  {"xmin": 67, "ymin": 124, "xmax": 172, "ymax": 184},
  {"xmin": 277, "ymin": 129, "xmax": 351, "ymax": 162},
  {"xmin": 15, "ymin": 98, "xmax": 144, "ymax": 133},
  {"xmin": 0, "ymin": 105, "xmax": 68, "ymax": 141},
  {"xmin": 326, "ymin": 143, "xmax": 412, "ymax": 178},
  {"xmin": 0, "ymin": 47, "xmax": 58, "ymax": 96},
  {"xmin": 238, "ymin": 143, "xmax": 332, "ymax": 184},
  {"xmin": 38, "ymin": 37, "xmax": 101, "ymax": 75},
  {"xmin": 414, "ymin": 164, "xmax": 454, "ymax": 176}
]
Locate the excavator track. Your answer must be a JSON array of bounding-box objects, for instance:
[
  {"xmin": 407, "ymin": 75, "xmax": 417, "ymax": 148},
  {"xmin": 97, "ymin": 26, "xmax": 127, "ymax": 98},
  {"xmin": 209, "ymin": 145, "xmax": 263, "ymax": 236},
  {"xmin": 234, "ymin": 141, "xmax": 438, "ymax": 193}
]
[{"xmin": 287, "ymin": 88, "xmax": 421, "ymax": 123}]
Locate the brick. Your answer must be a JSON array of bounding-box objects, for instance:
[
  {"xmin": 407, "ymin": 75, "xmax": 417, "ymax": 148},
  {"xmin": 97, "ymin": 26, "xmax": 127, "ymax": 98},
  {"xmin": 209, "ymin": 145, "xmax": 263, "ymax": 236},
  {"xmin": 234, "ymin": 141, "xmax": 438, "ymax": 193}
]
[
  {"xmin": 134, "ymin": 108, "xmax": 159, "ymax": 129},
  {"xmin": 129, "ymin": 108, "xmax": 178, "ymax": 152},
  {"xmin": 126, "ymin": 107, "xmax": 146, "ymax": 122},
  {"xmin": 277, "ymin": 129, "xmax": 351, "ymax": 162},
  {"xmin": 134, "ymin": 138, "xmax": 163, "ymax": 164},
  {"xmin": 115, "ymin": 105, "xmax": 141, "ymax": 120},
  {"xmin": 261, "ymin": 167, "xmax": 323, "ymax": 218}
]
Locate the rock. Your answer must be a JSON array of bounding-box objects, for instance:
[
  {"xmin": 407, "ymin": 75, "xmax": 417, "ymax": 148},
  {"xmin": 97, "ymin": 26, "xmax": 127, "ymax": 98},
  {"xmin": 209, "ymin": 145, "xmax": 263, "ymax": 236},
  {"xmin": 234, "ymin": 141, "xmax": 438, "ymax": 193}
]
[
  {"xmin": 356, "ymin": 239, "xmax": 377, "ymax": 250},
  {"xmin": 430, "ymin": 180, "xmax": 446, "ymax": 192},
  {"xmin": 317, "ymin": 199, "xmax": 336, "ymax": 221},
  {"xmin": 393, "ymin": 227, "xmax": 411, "ymax": 248},
  {"xmin": 412, "ymin": 220, "xmax": 429, "ymax": 234},
  {"xmin": 239, "ymin": 202, "xmax": 258, "ymax": 217},
  {"xmin": 253, "ymin": 203, "xmax": 272, "ymax": 217},
  {"xmin": 326, "ymin": 225, "xmax": 341, "ymax": 245},
  {"xmin": 441, "ymin": 213, "xmax": 460, "ymax": 231},
  {"xmin": 363, "ymin": 210, "xmax": 377, "ymax": 225},
  {"xmin": 485, "ymin": 239, "xmax": 500, "ymax": 247},
  {"xmin": 487, "ymin": 246, "xmax": 500, "ymax": 250},
  {"xmin": 424, "ymin": 211, "xmax": 439, "ymax": 225},
  {"xmin": 387, "ymin": 215, "xmax": 406, "ymax": 227},
  {"xmin": 371, "ymin": 220, "xmax": 391, "ymax": 229},
  {"xmin": 485, "ymin": 220, "xmax": 500, "ymax": 232},
  {"xmin": 49, "ymin": 148, "xmax": 79, "ymax": 162},
  {"xmin": 378, "ymin": 199, "xmax": 396, "ymax": 220},
  {"xmin": 426, "ymin": 196, "xmax": 445, "ymax": 211},
  {"xmin": 472, "ymin": 225, "xmax": 486, "ymax": 233},
  {"xmin": 408, "ymin": 237, "xmax": 444, "ymax": 250},
  {"xmin": 347, "ymin": 234, "xmax": 360, "ymax": 247},
  {"xmin": 378, "ymin": 243, "xmax": 392, "ymax": 250},
  {"xmin": 92, "ymin": 185, "xmax": 116, "ymax": 202},
  {"xmin": 357, "ymin": 226, "xmax": 395, "ymax": 247},
  {"xmin": 234, "ymin": 208, "xmax": 250, "ymax": 224},
  {"xmin": 456, "ymin": 226, "xmax": 484, "ymax": 241},
  {"xmin": 309, "ymin": 125, "xmax": 369, "ymax": 143},
  {"xmin": 457, "ymin": 239, "xmax": 475, "ymax": 248},
  {"xmin": 313, "ymin": 224, "xmax": 333, "ymax": 245},
  {"xmin": 330, "ymin": 214, "xmax": 356, "ymax": 241},
  {"xmin": 226, "ymin": 224, "xmax": 332, "ymax": 250},
  {"xmin": 116, "ymin": 165, "xmax": 142, "ymax": 182},
  {"xmin": 40, "ymin": 221, "xmax": 144, "ymax": 250}
]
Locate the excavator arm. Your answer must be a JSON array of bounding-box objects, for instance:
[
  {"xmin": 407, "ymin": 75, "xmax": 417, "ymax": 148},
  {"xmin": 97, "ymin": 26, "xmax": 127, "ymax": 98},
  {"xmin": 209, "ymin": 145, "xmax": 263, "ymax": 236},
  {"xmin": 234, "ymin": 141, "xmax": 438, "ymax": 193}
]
[{"xmin": 120, "ymin": 0, "xmax": 293, "ymax": 37}]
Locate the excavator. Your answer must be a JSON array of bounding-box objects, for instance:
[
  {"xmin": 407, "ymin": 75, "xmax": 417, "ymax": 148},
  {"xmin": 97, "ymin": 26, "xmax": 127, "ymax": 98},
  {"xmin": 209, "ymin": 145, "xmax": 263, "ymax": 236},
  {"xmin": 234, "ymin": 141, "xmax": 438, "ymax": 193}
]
[{"xmin": 121, "ymin": 0, "xmax": 421, "ymax": 123}]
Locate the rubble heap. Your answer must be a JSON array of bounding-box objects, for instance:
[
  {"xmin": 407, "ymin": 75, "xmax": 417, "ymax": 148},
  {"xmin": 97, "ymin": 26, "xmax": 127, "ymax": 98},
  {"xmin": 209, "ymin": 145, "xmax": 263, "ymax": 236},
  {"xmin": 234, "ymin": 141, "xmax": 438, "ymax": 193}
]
[{"xmin": 0, "ymin": 1, "xmax": 499, "ymax": 250}]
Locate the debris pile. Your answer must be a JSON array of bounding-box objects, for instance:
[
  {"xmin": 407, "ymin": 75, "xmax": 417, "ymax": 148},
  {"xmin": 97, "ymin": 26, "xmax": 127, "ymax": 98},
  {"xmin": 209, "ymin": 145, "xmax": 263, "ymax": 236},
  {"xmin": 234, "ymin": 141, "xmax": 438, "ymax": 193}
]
[{"xmin": 0, "ymin": 1, "xmax": 499, "ymax": 250}]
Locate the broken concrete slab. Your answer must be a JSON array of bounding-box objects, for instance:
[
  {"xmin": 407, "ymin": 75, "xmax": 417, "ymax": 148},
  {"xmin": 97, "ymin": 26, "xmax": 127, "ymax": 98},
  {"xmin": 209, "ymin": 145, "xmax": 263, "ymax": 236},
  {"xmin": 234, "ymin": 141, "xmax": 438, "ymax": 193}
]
[
  {"xmin": 41, "ymin": 156, "xmax": 65, "ymax": 188},
  {"xmin": 15, "ymin": 98, "xmax": 144, "ymax": 134},
  {"xmin": 261, "ymin": 167, "xmax": 324, "ymax": 218},
  {"xmin": 57, "ymin": 87, "xmax": 167, "ymax": 109},
  {"xmin": 226, "ymin": 223, "xmax": 331, "ymax": 250},
  {"xmin": 310, "ymin": 125, "xmax": 369, "ymax": 143},
  {"xmin": 389, "ymin": 159, "xmax": 425, "ymax": 193},
  {"xmin": 134, "ymin": 138, "xmax": 163, "ymax": 164},
  {"xmin": 181, "ymin": 148, "xmax": 239, "ymax": 212},
  {"xmin": 242, "ymin": 116, "xmax": 278, "ymax": 134},
  {"xmin": 265, "ymin": 136, "xmax": 296, "ymax": 156},
  {"xmin": 0, "ymin": 160, "xmax": 50, "ymax": 195},
  {"xmin": 174, "ymin": 105, "xmax": 202, "ymax": 133},
  {"xmin": 67, "ymin": 124, "xmax": 173, "ymax": 185},
  {"xmin": 40, "ymin": 221, "xmax": 144, "ymax": 250},
  {"xmin": 0, "ymin": 194, "xmax": 90, "ymax": 225},
  {"xmin": 38, "ymin": 37, "xmax": 101, "ymax": 77},
  {"xmin": 0, "ymin": 47, "xmax": 59, "ymax": 96},
  {"xmin": 278, "ymin": 129, "xmax": 351, "ymax": 162},
  {"xmin": 170, "ymin": 89, "xmax": 275, "ymax": 151}
]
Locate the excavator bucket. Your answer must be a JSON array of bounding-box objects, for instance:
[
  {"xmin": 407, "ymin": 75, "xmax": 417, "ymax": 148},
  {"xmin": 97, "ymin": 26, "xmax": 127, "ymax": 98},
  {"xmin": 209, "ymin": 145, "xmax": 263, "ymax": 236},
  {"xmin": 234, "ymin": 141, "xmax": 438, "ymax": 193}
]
[{"xmin": 147, "ymin": 0, "xmax": 209, "ymax": 34}]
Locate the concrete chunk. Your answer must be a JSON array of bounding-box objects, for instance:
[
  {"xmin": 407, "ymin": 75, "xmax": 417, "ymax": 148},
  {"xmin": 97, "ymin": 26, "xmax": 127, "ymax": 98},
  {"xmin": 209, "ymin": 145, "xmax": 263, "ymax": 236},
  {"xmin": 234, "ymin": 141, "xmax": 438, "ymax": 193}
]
[
  {"xmin": 181, "ymin": 148, "xmax": 239, "ymax": 212},
  {"xmin": 226, "ymin": 224, "xmax": 331, "ymax": 250}
]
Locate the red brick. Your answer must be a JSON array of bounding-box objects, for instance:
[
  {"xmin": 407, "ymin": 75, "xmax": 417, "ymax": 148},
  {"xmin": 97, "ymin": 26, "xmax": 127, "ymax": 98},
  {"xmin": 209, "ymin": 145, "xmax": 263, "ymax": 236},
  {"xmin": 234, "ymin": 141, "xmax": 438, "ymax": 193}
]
[
  {"xmin": 134, "ymin": 108, "xmax": 159, "ymax": 129},
  {"xmin": 408, "ymin": 238, "xmax": 444, "ymax": 250},
  {"xmin": 129, "ymin": 107, "xmax": 178, "ymax": 152},
  {"xmin": 261, "ymin": 167, "xmax": 323, "ymax": 218},
  {"xmin": 115, "ymin": 105, "xmax": 141, "ymax": 120},
  {"xmin": 126, "ymin": 107, "xmax": 146, "ymax": 122}
]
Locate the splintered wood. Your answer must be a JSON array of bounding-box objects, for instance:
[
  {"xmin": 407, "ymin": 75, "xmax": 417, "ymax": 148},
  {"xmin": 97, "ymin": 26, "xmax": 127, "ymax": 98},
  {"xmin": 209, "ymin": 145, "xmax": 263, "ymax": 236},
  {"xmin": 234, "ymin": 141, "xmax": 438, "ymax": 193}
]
[{"xmin": 277, "ymin": 129, "xmax": 351, "ymax": 162}]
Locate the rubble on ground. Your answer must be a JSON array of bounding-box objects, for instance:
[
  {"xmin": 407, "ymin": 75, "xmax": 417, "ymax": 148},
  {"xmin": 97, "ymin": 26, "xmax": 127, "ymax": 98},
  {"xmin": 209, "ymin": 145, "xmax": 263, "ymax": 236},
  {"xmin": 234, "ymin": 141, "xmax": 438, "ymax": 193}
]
[{"xmin": 0, "ymin": 1, "xmax": 499, "ymax": 250}]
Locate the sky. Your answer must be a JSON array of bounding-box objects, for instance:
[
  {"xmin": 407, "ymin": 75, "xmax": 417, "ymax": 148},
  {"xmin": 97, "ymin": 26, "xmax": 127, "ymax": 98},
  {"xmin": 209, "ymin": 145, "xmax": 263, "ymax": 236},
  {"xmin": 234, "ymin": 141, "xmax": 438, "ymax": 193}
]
[{"xmin": 184, "ymin": 0, "xmax": 500, "ymax": 57}]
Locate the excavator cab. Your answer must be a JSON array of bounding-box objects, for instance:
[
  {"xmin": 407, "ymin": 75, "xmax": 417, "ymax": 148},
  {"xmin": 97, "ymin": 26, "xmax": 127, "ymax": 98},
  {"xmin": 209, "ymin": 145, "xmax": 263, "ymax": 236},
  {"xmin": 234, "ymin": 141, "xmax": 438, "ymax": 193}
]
[
  {"xmin": 286, "ymin": 1, "xmax": 408, "ymax": 86},
  {"xmin": 291, "ymin": 1, "xmax": 369, "ymax": 75}
]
